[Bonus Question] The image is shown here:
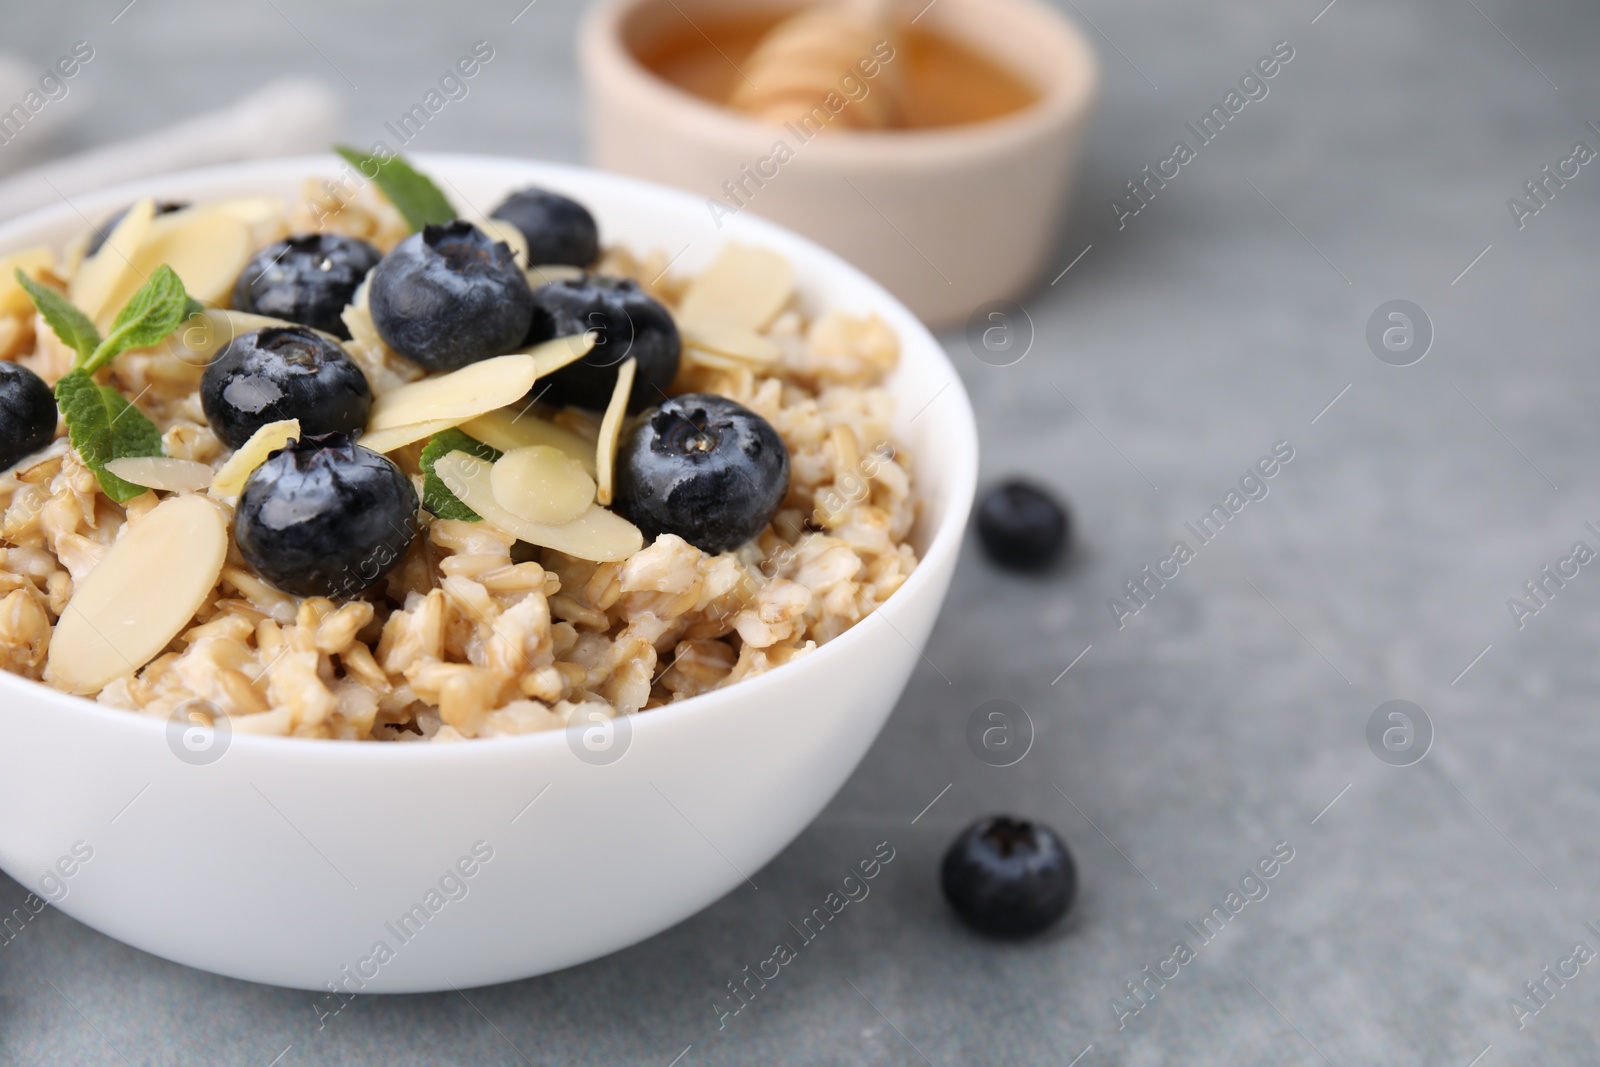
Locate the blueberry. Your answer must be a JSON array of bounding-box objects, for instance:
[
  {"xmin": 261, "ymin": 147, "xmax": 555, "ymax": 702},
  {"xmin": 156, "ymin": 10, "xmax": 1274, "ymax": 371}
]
[
  {"xmin": 234, "ymin": 433, "xmax": 418, "ymax": 599},
  {"xmin": 941, "ymin": 816, "xmax": 1077, "ymax": 937},
  {"xmin": 369, "ymin": 221, "xmax": 534, "ymax": 372},
  {"xmin": 0, "ymin": 363, "xmax": 57, "ymax": 472},
  {"xmin": 976, "ymin": 480, "xmax": 1069, "ymax": 570},
  {"xmin": 525, "ymin": 275, "xmax": 680, "ymax": 412},
  {"xmin": 201, "ymin": 326, "xmax": 371, "ymax": 451},
  {"xmin": 490, "ymin": 187, "xmax": 600, "ymax": 268},
  {"xmin": 232, "ymin": 234, "xmax": 381, "ymax": 339},
  {"xmin": 86, "ymin": 200, "xmax": 187, "ymax": 256},
  {"xmin": 614, "ymin": 394, "xmax": 789, "ymax": 554}
]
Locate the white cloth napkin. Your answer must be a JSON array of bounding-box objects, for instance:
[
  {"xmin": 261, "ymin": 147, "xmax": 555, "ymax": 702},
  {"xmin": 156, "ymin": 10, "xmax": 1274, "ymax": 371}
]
[{"xmin": 0, "ymin": 77, "xmax": 341, "ymax": 223}]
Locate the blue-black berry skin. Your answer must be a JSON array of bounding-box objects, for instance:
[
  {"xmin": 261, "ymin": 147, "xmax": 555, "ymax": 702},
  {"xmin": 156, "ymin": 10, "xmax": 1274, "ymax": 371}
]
[
  {"xmin": 234, "ymin": 434, "xmax": 418, "ymax": 599},
  {"xmin": 86, "ymin": 200, "xmax": 186, "ymax": 256},
  {"xmin": 490, "ymin": 187, "xmax": 600, "ymax": 267},
  {"xmin": 524, "ymin": 275, "xmax": 680, "ymax": 412},
  {"xmin": 976, "ymin": 480, "xmax": 1069, "ymax": 570},
  {"xmin": 369, "ymin": 221, "xmax": 534, "ymax": 372},
  {"xmin": 0, "ymin": 363, "xmax": 57, "ymax": 472},
  {"xmin": 201, "ymin": 326, "xmax": 372, "ymax": 451},
  {"xmin": 614, "ymin": 394, "xmax": 789, "ymax": 555},
  {"xmin": 232, "ymin": 234, "xmax": 381, "ymax": 339},
  {"xmin": 941, "ymin": 816, "xmax": 1077, "ymax": 937}
]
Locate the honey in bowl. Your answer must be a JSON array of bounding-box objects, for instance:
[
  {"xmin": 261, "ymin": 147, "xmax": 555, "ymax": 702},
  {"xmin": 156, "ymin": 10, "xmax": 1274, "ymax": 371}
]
[{"xmin": 632, "ymin": 7, "xmax": 1040, "ymax": 131}]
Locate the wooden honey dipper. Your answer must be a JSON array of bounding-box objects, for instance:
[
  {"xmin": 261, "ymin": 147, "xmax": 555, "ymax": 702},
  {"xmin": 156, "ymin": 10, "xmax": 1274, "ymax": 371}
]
[{"xmin": 728, "ymin": 1, "xmax": 906, "ymax": 131}]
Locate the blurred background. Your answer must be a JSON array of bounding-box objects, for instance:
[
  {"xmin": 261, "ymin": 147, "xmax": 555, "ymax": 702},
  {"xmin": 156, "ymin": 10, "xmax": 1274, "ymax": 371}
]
[{"xmin": 5, "ymin": 0, "xmax": 1600, "ymax": 1064}]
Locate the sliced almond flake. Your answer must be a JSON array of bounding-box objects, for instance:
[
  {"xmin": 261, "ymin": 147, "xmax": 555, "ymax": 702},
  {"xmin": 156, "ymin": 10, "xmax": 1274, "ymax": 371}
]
[
  {"xmin": 61, "ymin": 231, "xmax": 90, "ymax": 281},
  {"xmin": 101, "ymin": 211, "xmax": 252, "ymax": 322},
  {"xmin": 474, "ymin": 219, "xmax": 530, "ymax": 268},
  {"xmin": 525, "ymin": 264, "xmax": 585, "ymax": 289},
  {"xmin": 168, "ymin": 309, "xmax": 342, "ymax": 365},
  {"xmin": 368, "ymin": 354, "xmax": 540, "ymax": 432},
  {"xmin": 595, "ymin": 357, "xmax": 636, "ymax": 507},
  {"xmin": 204, "ymin": 197, "xmax": 290, "ymax": 246},
  {"xmin": 46, "ymin": 494, "xmax": 229, "ymax": 695},
  {"xmin": 523, "ymin": 330, "xmax": 596, "ymax": 377},
  {"xmin": 676, "ymin": 245, "xmax": 794, "ymax": 333},
  {"xmin": 340, "ymin": 275, "xmax": 424, "ymax": 396},
  {"xmin": 459, "ymin": 408, "xmax": 597, "ymax": 476},
  {"xmin": 136, "ymin": 199, "xmax": 286, "ymax": 251},
  {"xmin": 679, "ymin": 321, "xmax": 780, "ymax": 366},
  {"xmin": 341, "ymin": 298, "xmax": 386, "ymax": 362},
  {"xmin": 435, "ymin": 451, "xmax": 642, "ymax": 562},
  {"xmin": 104, "ymin": 456, "xmax": 214, "ymax": 493},
  {"xmin": 683, "ymin": 347, "xmax": 752, "ymax": 374},
  {"xmin": 205, "ymin": 196, "xmax": 285, "ymax": 222},
  {"xmin": 490, "ymin": 445, "xmax": 596, "ymax": 525},
  {"xmin": 210, "ymin": 418, "xmax": 300, "ymax": 497},
  {"xmin": 359, "ymin": 336, "xmax": 591, "ymax": 444},
  {"xmin": 0, "ymin": 247, "xmax": 54, "ymax": 317},
  {"xmin": 71, "ymin": 197, "xmax": 154, "ymax": 322},
  {"xmin": 358, "ymin": 417, "xmax": 460, "ymax": 455},
  {"xmin": 212, "ymin": 309, "xmax": 341, "ymax": 343}
]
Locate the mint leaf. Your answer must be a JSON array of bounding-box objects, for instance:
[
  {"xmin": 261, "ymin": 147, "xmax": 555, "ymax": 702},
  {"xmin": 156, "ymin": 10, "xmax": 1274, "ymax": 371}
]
[
  {"xmin": 335, "ymin": 145, "xmax": 456, "ymax": 232},
  {"xmin": 55, "ymin": 371, "xmax": 164, "ymax": 503},
  {"xmin": 15, "ymin": 269, "xmax": 100, "ymax": 364},
  {"xmin": 19, "ymin": 265, "xmax": 197, "ymax": 376},
  {"xmin": 420, "ymin": 428, "xmax": 500, "ymax": 521},
  {"xmin": 86, "ymin": 265, "xmax": 190, "ymax": 373}
]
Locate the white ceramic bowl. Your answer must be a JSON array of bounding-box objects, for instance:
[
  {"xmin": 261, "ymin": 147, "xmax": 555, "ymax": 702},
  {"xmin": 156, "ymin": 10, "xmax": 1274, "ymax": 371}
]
[
  {"xmin": 582, "ymin": 0, "xmax": 1100, "ymax": 331},
  {"xmin": 0, "ymin": 154, "xmax": 976, "ymax": 992}
]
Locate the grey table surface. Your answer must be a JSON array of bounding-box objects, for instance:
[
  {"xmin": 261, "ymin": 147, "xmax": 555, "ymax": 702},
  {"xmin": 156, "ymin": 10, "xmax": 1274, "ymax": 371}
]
[{"xmin": 4, "ymin": 0, "xmax": 1600, "ymax": 1064}]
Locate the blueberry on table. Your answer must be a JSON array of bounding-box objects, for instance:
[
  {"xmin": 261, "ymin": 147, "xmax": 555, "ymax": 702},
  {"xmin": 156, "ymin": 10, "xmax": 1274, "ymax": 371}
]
[
  {"xmin": 614, "ymin": 394, "xmax": 789, "ymax": 555},
  {"xmin": 369, "ymin": 221, "xmax": 534, "ymax": 372},
  {"xmin": 234, "ymin": 433, "xmax": 418, "ymax": 599},
  {"xmin": 86, "ymin": 200, "xmax": 187, "ymax": 256},
  {"xmin": 976, "ymin": 480, "xmax": 1069, "ymax": 571},
  {"xmin": 489, "ymin": 187, "xmax": 601, "ymax": 268},
  {"xmin": 941, "ymin": 816, "xmax": 1077, "ymax": 937},
  {"xmin": 201, "ymin": 326, "xmax": 372, "ymax": 451},
  {"xmin": 232, "ymin": 233, "xmax": 382, "ymax": 339},
  {"xmin": 524, "ymin": 275, "xmax": 680, "ymax": 412},
  {"xmin": 0, "ymin": 363, "xmax": 57, "ymax": 472}
]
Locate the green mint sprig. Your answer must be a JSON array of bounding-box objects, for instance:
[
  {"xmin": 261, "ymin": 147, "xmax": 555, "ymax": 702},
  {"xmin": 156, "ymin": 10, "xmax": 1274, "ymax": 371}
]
[
  {"xmin": 16, "ymin": 266, "xmax": 199, "ymax": 502},
  {"xmin": 420, "ymin": 428, "xmax": 501, "ymax": 521},
  {"xmin": 335, "ymin": 146, "xmax": 456, "ymax": 232},
  {"xmin": 16, "ymin": 264, "xmax": 195, "ymax": 376},
  {"xmin": 53, "ymin": 373, "xmax": 164, "ymax": 503},
  {"xmin": 15, "ymin": 270, "xmax": 98, "ymax": 364}
]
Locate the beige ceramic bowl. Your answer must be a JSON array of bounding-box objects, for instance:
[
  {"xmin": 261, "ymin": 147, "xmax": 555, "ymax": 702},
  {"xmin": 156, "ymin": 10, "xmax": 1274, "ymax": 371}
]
[{"xmin": 581, "ymin": 0, "xmax": 1099, "ymax": 331}]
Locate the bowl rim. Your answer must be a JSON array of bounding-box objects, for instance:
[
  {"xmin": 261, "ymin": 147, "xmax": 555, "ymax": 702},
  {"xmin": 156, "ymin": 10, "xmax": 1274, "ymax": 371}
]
[
  {"xmin": 0, "ymin": 151, "xmax": 978, "ymax": 762},
  {"xmin": 580, "ymin": 0, "xmax": 1102, "ymax": 163}
]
